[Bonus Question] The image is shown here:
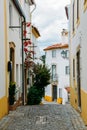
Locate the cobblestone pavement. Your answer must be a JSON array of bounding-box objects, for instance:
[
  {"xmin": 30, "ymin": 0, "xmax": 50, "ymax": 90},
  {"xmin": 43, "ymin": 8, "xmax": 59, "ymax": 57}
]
[{"xmin": 0, "ymin": 103, "xmax": 87, "ymax": 130}]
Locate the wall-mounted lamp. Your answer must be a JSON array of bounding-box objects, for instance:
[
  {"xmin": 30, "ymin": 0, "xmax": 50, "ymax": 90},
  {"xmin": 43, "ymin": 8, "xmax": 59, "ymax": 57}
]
[{"xmin": 61, "ymin": 50, "xmax": 67, "ymax": 58}]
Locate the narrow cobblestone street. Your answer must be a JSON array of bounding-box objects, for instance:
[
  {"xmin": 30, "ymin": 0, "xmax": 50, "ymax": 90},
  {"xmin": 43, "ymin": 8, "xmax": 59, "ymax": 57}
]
[{"xmin": 0, "ymin": 102, "xmax": 87, "ymax": 130}]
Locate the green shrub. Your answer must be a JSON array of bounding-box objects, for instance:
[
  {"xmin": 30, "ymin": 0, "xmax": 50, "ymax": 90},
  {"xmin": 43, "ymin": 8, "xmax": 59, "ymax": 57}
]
[
  {"xmin": 33, "ymin": 64, "xmax": 51, "ymax": 97},
  {"xmin": 27, "ymin": 86, "xmax": 42, "ymax": 105}
]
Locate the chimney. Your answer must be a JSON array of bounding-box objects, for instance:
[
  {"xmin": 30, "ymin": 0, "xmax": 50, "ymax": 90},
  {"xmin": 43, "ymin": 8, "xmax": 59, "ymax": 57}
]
[{"xmin": 61, "ymin": 29, "xmax": 68, "ymax": 44}]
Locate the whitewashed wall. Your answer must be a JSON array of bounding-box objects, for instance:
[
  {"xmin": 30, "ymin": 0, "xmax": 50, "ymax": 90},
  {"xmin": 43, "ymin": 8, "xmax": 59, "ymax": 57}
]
[
  {"xmin": 45, "ymin": 84, "xmax": 52, "ymax": 97},
  {"xmin": 45, "ymin": 47, "xmax": 69, "ymax": 103},
  {"xmin": 32, "ymin": 33, "xmax": 42, "ymax": 64},
  {"xmin": 0, "ymin": 1, "xmax": 6, "ymax": 98},
  {"xmin": 70, "ymin": 0, "xmax": 87, "ymax": 92}
]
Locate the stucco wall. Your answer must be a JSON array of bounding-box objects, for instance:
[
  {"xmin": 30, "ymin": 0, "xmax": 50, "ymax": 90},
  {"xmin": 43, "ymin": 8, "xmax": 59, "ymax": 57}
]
[
  {"xmin": 0, "ymin": 0, "xmax": 6, "ymax": 98},
  {"xmin": 70, "ymin": 0, "xmax": 87, "ymax": 125},
  {"xmin": 45, "ymin": 47, "xmax": 69, "ymax": 103}
]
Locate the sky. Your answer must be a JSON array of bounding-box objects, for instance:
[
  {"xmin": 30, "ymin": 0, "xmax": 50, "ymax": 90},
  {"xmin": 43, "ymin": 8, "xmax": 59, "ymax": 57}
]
[{"xmin": 32, "ymin": 0, "xmax": 70, "ymax": 55}]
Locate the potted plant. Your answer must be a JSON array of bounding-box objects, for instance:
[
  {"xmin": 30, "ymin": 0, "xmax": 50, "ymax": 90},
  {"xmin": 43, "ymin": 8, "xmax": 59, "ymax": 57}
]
[{"xmin": 9, "ymin": 82, "xmax": 16, "ymax": 110}]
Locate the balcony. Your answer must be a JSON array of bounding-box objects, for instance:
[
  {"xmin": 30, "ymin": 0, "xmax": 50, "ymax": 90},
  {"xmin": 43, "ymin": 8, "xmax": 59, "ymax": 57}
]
[{"xmin": 50, "ymin": 74, "xmax": 58, "ymax": 84}]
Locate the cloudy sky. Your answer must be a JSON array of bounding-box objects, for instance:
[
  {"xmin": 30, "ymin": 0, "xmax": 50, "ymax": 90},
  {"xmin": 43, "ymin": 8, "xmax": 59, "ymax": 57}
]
[{"xmin": 32, "ymin": 0, "xmax": 70, "ymax": 55}]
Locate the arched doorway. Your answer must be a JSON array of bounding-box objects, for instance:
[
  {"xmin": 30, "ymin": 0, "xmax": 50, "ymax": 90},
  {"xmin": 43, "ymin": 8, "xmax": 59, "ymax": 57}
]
[{"xmin": 9, "ymin": 42, "xmax": 15, "ymax": 82}]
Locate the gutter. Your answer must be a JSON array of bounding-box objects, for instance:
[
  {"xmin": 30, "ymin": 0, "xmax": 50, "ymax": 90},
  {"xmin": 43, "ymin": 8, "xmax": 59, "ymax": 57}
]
[
  {"xmin": 13, "ymin": 0, "xmax": 25, "ymax": 18},
  {"xmin": 28, "ymin": 0, "xmax": 35, "ymax": 5},
  {"xmin": 12, "ymin": 0, "xmax": 26, "ymax": 105},
  {"xmin": 12, "ymin": 0, "xmax": 36, "ymax": 105}
]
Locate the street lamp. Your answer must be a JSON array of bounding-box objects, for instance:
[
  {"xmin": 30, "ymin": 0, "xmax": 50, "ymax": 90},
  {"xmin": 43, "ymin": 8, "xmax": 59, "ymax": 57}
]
[{"xmin": 61, "ymin": 50, "xmax": 67, "ymax": 58}]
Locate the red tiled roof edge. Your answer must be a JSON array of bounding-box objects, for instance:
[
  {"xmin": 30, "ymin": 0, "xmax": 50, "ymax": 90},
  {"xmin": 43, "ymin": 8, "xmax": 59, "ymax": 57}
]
[{"xmin": 44, "ymin": 43, "xmax": 68, "ymax": 51}]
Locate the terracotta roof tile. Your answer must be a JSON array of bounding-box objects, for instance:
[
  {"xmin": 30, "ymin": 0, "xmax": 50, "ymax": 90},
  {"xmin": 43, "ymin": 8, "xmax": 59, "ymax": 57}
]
[{"xmin": 44, "ymin": 43, "xmax": 68, "ymax": 51}]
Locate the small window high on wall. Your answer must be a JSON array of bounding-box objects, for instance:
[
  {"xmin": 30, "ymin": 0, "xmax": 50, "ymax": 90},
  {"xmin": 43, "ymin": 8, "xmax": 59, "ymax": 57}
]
[
  {"xmin": 73, "ymin": 59, "xmax": 75, "ymax": 78},
  {"xmin": 65, "ymin": 66, "xmax": 70, "ymax": 75},
  {"xmin": 9, "ymin": 3, "xmax": 12, "ymax": 26},
  {"xmin": 52, "ymin": 50, "xmax": 56, "ymax": 58},
  {"xmin": 77, "ymin": 0, "xmax": 80, "ymax": 20},
  {"xmin": 72, "ymin": 0, "xmax": 75, "ymax": 32}
]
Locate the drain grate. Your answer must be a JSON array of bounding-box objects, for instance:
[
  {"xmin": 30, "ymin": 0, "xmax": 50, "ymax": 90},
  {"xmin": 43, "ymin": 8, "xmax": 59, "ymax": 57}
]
[{"xmin": 36, "ymin": 116, "xmax": 48, "ymax": 124}]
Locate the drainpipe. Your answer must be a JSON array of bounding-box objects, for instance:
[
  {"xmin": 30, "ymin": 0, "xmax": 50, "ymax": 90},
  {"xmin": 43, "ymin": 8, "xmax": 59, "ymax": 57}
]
[
  {"xmin": 22, "ymin": 1, "xmax": 36, "ymax": 104},
  {"xmin": 21, "ymin": 18, "xmax": 26, "ymax": 105},
  {"xmin": 12, "ymin": 0, "xmax": 26, "ymax": 105},
  {"xmin": 12, "ymin": 0, "xmax": 36, "ymax": 105}
]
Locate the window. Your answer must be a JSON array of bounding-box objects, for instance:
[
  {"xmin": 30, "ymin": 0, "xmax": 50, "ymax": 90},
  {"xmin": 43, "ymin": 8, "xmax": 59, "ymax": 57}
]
[
  {"xmin": 72, "ymin": 1, "xmax": 75, "ymax": 32},
  {"xmin": 52, "ymin": 65, "xmax": 56, "ymax": 80},
  {"xmin": 9, "ymin": 3, "xmax": 12, "ymax": 26},
  {"xmin": 52, "ymin": 50, "xmax": 56, "ymax": 57},
  {"xmin": 61, "ymin": 50, "xmax": 69, "ymax": 58},
  {"xmin": 65, "ymin": 50, "xmax": 69, "ymax": 58},
  {"xmin": 73, "ymin": 59, "xmax": 75, "ymax": 78},
  {"xmin": 19, "ymin": 17, "xmax": 21, "ymax": 38},
  {"xmin": 65, "ymin": 66, "xmax": 70, "ymax": 75},
  {"xmin": 77, "ymin": 0, "xmax": 80, "ymax": 20}
]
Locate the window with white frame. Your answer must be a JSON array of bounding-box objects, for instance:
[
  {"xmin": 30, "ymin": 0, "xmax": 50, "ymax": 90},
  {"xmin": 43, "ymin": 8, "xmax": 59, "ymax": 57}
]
[
  {"xmin": 52, "ymin": 50, "xmax": 56, "ymax": 57},
  {"xmin": 73, "ymin": 59, "xmax": 75, "ymax": 78},
  {"xmin": 65, "ymin": 66, "xmax": 70, "ymax": 75},
  {"xmin": 65, "ymin": 50, "xmax": 69, "ymax": 58},
  {"xmin": 72, "ymin": 0, "xmax": 75, "ymax": 32},
  {"xmin": 9, "ymin": 3, "xmax": 12, "ymax": 26},
  {"xmin": 77, "ymin": 0, "xmax": 80, "ymax": 20},
  {"xmin": 52, "ymin": 65, "xmax": 56, "ymax": 80},
  {"xmin": 19, "ymin": 17, "xmax": 21, "ymax": 38}
]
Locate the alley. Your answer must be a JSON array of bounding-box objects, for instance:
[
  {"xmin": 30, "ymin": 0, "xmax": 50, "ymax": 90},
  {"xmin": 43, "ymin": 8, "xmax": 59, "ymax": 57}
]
[{"xmin": 0, "ymin": 103, "xmax": 87, "ymax": 130}]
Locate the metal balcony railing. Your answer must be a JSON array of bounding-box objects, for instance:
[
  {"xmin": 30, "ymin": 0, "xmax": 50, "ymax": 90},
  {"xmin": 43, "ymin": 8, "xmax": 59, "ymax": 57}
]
[{"xmin": 50, "ymin": 74, "xmax": 58, "ymax": 82}]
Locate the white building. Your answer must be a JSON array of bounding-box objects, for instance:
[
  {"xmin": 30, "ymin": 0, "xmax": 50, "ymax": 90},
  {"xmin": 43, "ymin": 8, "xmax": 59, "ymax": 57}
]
[
  {"xmin": 31, "ymin": 26, "xmax": 41, "ymax": 64},
  {"xmin": 0, "ymin": 0, "xmax": 9, "ymax": 119},
  {"xmin": 44, "ymin": 35, "xmax": 70, "ymax": 104},
  {"xmin": 0, "ymin": 0, "xmax": 36, "ymax": 119},
  {"xmin": 69, "ymin": 0, "xmax": 87, "ymax": 125}
]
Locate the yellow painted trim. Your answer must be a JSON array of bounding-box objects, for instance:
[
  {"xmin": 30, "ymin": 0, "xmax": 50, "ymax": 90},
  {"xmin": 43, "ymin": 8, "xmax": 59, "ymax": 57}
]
[
  {"xmin": 84, "ymin": 1, "xmax": 87, "ymax": 12},
  {"xmin": 57, "ymin": 98, "xmax": 62, "ymax": 104},
  {"xmin": 81, "ymin": 89, "xmax": 87, "ymax": 125},
  {"xmin": 0, "ymin": 0, "xmax": 9, "ymax": 119},
  {"xmin": 0, "ymin": 96, "xmax": 8, "ymax": 119},
  {"xmin": 70, "ymin": 86, "xmax": 87, "ymax": 125},
  {"xmin": 76, "ymin": 18, "xmax": 80, "ymax": 27},
  {"xmin": 32, "ymin": 28, "xmax": 39, "ymax": 38},
  {"xmin": 44, "ymin": 96, "xmax": 52, "ymax": 102},
  {"xmin": 70, "ymin": 86, "xmax": 78, "ymax": 109}
]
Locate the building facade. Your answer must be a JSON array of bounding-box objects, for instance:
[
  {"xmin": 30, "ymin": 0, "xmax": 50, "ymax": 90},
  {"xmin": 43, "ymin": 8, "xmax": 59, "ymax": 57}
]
[
  {"xmin": 0, "ymin": 0, "xmax": 9, "ymax": 119},
  {"xmin": 44, "ymin": 43, "xmax": 70, "ymax": 104},
  {"xmin": 32, "ymin": 26, "xmax": 41, "ymax": 64},
  {"xmin": 0, "ymin": 0, "xmax": 36, "ymax": 119},
  {"xmin": 70, "ymin": 0, "xmax": 87, "ymax": 125}
]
